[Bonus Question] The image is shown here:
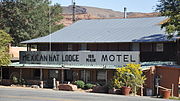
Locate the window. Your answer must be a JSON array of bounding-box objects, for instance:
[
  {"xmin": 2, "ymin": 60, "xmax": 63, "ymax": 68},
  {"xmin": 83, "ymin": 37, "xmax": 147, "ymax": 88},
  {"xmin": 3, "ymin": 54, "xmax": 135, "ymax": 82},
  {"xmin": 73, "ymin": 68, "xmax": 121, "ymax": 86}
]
[
  {"xmin": 64, "ymin": 70, "xmax": 73, "ymax": 81},
  {"xmin": 49, "ymin": 70, "xmax": 59, "ymax": 79},
  {"xmin": 80, "ymin": 44, "xmax": 87, "ymax": 50},
  {"xmin": 156, "ymin": 43, "xmax": 163, "ymax": 52},
  {"xmin": 68, "ymin": 44, "xmax": 73, "ymax": 51},
  {"xmin": 2, "ymin": 68, "xmax": 9, "ymax": 79},
  {"xmin": 51, "ymin": 44, "xmax": 61, "ymax": 51},
  {"xmin": 97, "ymin": 70, "xmax": 106, "ymax": 81},
  {"xmin": 131, "ymin": 43, "xmax": 139, "ymax": 51},
  {"xmin": 97, "ymin": 43, "xmax": 108, "ymax": 51},
  {"xmin": 80, "ymin": 70, "xmax": 85, "ymax": 80},
  {"xmin": 80, "ymin": 70, "xmax": 90, "ymax": 82},
  {"xmin": 141, "ymin": 43, "xmax": 153, "ymax": 52},
  {"xmin": 33, "ymin": 69, "xmax": 40, "ymax": 79},
  {"xmin": 37, "ymin": 43, "xmax": 49, "ymax": 51},
  {"xmin": 108, "ymin": 43, "xmax": 118, "ymax": 51}
]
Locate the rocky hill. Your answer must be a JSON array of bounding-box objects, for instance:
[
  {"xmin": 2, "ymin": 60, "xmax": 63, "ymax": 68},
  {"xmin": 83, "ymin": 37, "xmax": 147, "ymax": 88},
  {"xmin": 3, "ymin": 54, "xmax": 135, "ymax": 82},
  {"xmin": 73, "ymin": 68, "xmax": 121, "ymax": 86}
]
[{"xmin": 60, "ymin": 5, "xmax": 159, "ymax": 26}]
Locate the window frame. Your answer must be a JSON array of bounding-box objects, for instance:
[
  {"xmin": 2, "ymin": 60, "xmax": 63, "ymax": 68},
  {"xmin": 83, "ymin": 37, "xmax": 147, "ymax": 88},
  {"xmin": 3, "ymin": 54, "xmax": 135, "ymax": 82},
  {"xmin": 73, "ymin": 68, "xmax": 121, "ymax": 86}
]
[
  {"xmin": 97, "ymin": 70, "xmax": 106, "ymax": 81},
  {"xmin": 156, "ymin": 43, "xmax": 164, "ymax": 52},
  {"xmin": 140, "ymin": 43, "xmax": 153, "ymax": 52},
  {"xmin": 68, "ymin": 44, "xmax": 73, "ymax": 51},
  {"xmin": 79, "ymin": 43, "xmax": 87, "ymax": 51}
]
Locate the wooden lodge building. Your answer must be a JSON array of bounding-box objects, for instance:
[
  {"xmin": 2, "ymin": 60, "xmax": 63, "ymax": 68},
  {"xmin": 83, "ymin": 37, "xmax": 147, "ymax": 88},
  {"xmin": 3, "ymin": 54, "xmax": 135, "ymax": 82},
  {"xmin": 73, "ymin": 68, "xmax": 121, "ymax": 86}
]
[{"xmin": 0, "ymin": 17, "xmax": 179, "ymax": 96}]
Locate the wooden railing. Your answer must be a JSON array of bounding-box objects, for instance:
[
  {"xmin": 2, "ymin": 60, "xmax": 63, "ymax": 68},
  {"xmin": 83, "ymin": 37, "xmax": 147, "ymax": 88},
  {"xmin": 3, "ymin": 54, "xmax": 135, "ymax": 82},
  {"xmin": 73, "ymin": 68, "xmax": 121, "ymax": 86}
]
[{"xmin": 156, "ymin": 84, "xmax": 174, "ymax": 97}]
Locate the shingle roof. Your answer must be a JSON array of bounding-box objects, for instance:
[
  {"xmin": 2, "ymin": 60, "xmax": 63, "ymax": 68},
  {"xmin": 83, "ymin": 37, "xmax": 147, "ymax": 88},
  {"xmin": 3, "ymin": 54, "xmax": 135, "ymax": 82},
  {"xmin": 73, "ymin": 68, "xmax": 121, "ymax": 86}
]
[{"xmin": 21, "ymin": 17, "xmax": 176, "ymax": 44}]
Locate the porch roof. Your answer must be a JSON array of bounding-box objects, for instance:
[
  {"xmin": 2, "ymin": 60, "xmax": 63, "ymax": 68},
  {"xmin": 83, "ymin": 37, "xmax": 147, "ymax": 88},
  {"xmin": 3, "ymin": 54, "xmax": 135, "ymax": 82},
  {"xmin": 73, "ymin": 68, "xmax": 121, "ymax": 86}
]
[
  {"xmin": 7, "ymin": 61, "xmax": 179, "ymax": 70},
  {"xmin": 8, "ymin": 62, "xmax": 117, "ymax": 69}
]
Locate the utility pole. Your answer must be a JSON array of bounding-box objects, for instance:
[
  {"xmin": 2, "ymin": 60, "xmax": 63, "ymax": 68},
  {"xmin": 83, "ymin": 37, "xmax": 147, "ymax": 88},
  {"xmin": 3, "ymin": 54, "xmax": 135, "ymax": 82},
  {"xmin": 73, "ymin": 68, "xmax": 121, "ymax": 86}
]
[{"xmin": 72, "ymin": 0, "xmax": 76, "ymax": 22}]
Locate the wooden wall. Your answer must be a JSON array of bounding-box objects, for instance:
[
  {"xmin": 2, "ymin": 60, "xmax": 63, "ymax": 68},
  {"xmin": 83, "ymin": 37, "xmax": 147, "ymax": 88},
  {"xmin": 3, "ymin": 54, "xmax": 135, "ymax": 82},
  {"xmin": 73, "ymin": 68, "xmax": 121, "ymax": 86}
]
[
  {"xmin": 36, "ymin": 42, "xmax": 177, "ymax": 62},
  {"xmin": 140, "ymin": 42, "xmax": 177, "ymax": 62}
]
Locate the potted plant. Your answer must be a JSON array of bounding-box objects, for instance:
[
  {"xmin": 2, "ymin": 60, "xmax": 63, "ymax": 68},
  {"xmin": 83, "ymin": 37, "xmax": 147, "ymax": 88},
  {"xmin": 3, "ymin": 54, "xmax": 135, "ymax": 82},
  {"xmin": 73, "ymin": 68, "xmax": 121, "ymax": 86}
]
[
  {"xmin": 112, "ymin": 68, "xmax": 133, "ymax": 95},
  {"xmin": 121, "ymin": 73, "xmax": 135, "ymax": 95},
  {"xmin": 121, "ymin": 86, "xmax": 131, "ymax": 95},
  {"xmin": 161, "ymin": 89, "xmax": 171, "ymax": 99}
]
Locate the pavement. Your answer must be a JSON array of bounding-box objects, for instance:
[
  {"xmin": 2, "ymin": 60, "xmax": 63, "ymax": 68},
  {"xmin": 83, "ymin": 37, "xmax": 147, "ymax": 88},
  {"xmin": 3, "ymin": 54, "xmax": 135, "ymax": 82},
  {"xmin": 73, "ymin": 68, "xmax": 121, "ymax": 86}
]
[{"xmin": 0, "ymin": 86, "xmax": 174, "ymax": 101}]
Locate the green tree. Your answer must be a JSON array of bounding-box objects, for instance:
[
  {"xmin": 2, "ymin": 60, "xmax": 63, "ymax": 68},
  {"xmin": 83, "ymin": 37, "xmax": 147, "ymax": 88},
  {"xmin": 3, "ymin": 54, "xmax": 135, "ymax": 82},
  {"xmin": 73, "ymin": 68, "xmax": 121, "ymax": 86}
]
[
  {"xmin": 0, "ymin": 0, "xmax": 64, "ymax": 46},
  {"xmin": 156, "ymin": 0, "xmax": 180, "ymax": 38},
  {"xmin": 0, "ymin": 30, "xmax": 12, "ymax": 66}
]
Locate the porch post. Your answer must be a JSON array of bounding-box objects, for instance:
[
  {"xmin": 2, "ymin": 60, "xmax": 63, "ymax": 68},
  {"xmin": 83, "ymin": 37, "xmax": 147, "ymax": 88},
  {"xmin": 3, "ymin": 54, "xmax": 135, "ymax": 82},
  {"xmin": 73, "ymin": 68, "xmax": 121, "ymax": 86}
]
[
  {"xmin": 27, "ymin": 44, "xmax": 32, "ymax": 51},
  {"xmin": 0, "ymin": 67, "xmax": 2, "ymax": 82},
  {"xmin": 20, "ymin": 68, "xmax": 22, "ymax": 80},
  {"xmin": 27, "ymin": 44, "xmax": 29, "ymax": 51},
  {"xmin": 40, "ymin": 68, "xmax": 43, "ymax": 80},
  {"xmin": 84, "ymin": 69, "xmax": 86, "ymax": 83},
  {"xmin": 105, "ymin": 70, "xmax": 108, "ymax": 84},
  {"xmin": 27, "ymin": 44, "xmax": 30, "ymax": 51},
  {"xmin": 177, "ymin": 39, "xmax": 180, "ymax": 64},
  {"xmin": 61, "ymin": 69, "xmax": 64, "ymax": 83}
]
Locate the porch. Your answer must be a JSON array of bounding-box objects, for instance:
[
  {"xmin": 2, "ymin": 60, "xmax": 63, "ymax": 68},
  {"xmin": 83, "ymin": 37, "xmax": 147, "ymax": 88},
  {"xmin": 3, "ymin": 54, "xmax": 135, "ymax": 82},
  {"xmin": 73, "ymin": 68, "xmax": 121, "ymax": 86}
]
[{"xmin": 0, "ymin": 64, "xmax": 115, "ymax": 88}]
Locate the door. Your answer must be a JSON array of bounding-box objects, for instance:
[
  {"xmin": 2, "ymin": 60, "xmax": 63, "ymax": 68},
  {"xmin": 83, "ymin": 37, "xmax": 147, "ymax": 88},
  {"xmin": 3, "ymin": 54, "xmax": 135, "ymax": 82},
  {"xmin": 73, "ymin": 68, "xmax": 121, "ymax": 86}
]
[{"xmin": 64, "ymin": 70, "xmax": 73, "ymax": 83}]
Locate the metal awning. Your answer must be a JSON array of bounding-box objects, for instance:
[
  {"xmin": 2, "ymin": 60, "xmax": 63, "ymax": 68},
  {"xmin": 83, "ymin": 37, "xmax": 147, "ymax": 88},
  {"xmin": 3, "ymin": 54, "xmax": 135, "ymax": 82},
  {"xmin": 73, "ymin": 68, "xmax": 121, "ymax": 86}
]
[
  {"xmin": 8, "ymin": 62, "xmax": 117, "ymax": 69},
  {"xmin": 8, "ymin": 62, "xmax": 67, "ymax": 69},
  {"xmin": 7, "ymin": 61, "xmax": 179, "ymax": 70}
]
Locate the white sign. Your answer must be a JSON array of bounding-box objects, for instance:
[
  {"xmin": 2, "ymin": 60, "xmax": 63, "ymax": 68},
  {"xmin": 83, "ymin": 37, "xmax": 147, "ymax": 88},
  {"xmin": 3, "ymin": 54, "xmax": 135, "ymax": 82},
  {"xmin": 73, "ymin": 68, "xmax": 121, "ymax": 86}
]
[{"xmin": 20, "ymin": 51, "xmax": 140, "ymax": 66}]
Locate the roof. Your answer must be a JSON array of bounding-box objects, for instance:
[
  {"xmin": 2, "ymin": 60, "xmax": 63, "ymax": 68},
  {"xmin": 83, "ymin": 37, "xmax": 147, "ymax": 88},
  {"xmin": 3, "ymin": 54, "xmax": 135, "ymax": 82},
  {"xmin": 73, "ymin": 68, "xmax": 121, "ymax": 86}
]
[{"xmin": 22, "ymin": 17, "xmax": 176, "ymax": 44}]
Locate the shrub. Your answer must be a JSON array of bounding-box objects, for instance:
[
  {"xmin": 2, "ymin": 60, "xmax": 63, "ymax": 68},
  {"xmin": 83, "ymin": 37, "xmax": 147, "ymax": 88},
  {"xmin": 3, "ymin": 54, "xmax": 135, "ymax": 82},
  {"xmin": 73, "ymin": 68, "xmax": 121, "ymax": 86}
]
[
  {"xmin": 74, "ymin": 80, "xmax": 85, "ymax": 88},
  {"xmin": 18, "ymin": 78, "xmax": 26, "ymax": 85},
  {"xmin": 12, "ymin": 76, "xmax": 26, "ymax": 85},
  {"xmin": 12, "ymin": 76, "xmax": 18, "ymax": 84},
  {"xmin": 85, "ymin": 83, "xmax": 95, "ymax": 89}
]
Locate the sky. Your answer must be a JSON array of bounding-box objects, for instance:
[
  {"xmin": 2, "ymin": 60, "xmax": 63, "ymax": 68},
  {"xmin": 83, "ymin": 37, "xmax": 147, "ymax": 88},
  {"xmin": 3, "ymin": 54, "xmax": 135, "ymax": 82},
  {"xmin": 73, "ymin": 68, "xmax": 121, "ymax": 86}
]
[{"xmin": 51, "ymin": 0, "xmax": 159, "ymax": 13}]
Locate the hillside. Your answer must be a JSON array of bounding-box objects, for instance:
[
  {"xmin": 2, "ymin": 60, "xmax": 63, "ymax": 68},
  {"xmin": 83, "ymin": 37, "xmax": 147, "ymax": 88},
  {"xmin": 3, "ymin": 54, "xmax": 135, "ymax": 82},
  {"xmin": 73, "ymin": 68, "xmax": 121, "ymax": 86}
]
[{"xmin": 60, "ymin": 5, "xmax": 159, "ymax": 26}]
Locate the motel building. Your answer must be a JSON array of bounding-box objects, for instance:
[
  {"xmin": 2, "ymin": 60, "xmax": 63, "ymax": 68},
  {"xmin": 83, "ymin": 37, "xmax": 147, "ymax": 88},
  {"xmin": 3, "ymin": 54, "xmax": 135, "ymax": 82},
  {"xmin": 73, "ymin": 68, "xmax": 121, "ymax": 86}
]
[{"xmin": 0, "ymin": 17, "xmax": 180, "ymax": 96}]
